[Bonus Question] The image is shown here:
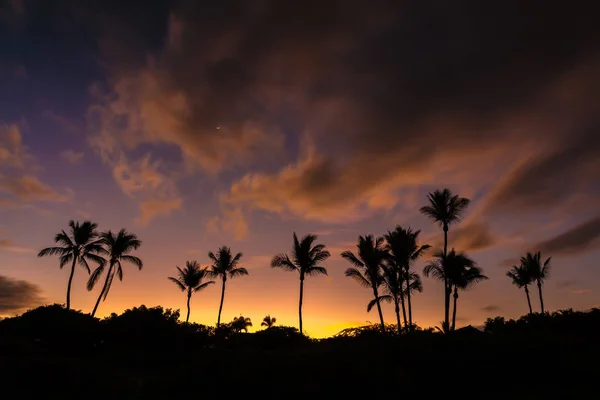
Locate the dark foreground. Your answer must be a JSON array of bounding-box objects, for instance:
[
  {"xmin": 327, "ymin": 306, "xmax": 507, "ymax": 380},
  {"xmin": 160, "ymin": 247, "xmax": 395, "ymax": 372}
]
[{"xmin": 1, "ymin": 306, "xmax": 599, "ymax": 399}]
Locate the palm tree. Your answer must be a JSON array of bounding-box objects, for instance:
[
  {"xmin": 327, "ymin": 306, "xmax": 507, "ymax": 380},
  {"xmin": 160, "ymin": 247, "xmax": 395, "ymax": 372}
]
[
  {"xmin": 384, "ymin": 226, "xmax": 431, "ymax": 327},
  {"xmin": 507, "ymin": 264, "xmax": 534, "ymax": 314},
  {"xmin": 231, "ymin": 315, "xmax": 253, "ymax": 333},
  {"xmin": 420, "ymin": 188, "xmax": 470, "ymax": 331},
  {"xmin": 424, "ymin": 249, "xmax": 481, "ymax": 332},
  {"xmin": 37, "ymin": 220, "xmax": 105, "ymax": 310},
  {"xmin": 88, "ymin": 229, "xmax": 142, "ymax": 317},
  {"xmin": 378, "ymin": 263, "xmax": 404, "ymax": 334},
  {"xmin": 261, "ymin": 315, "xmax": 277, "ymax": 328},
  {"xmin": 207, "ymin": 246, "xmax": 247, "ymax": 327},
  {"xmin": 342, "ymin": 235, "xmax": 387, "ymax": 330},
  {"xmin": 271, "ymin": 232, "xmax": 330, "ymax": 334},
  {"xmin": 449, "ymin": 256, "xmax": 487, "ymax": 331},
  {"xmin": 404, "ymin": 271, "xmax": 424, "ymax": 327},
  {"xmin": 168, "ymin": 261, "xmax": 215, "ymax": 324},
  {"xmin": 520, "ymin": 251, "xmax": 551, "ymax": 313}
]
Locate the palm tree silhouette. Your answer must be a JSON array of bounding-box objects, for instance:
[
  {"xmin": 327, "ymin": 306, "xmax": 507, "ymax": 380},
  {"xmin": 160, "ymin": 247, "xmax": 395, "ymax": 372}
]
[
  {"xmin": 207, "ymin": 246, "xmax": 247, "ymax": 327},
  {"xmin": 37, "ymin": 220, "xmax": 105, "ymax": 310},
  {"xmin": 168, "ymin": 261, "xmax": 215, "ymax": 324},
  {"xmin": 403, "ymin": 271, "xmax": 423, "ymax": 327},
  {"xmin": 378, "ymin": 263, "xmax": 405, "ymax": 334},
  {"xmin": 231, "ymin": 315, "xmax": 253, "ymax": 333},
  {"xmin": 424, "ymin": 249, "xmax": 484, "ymax": 332},
  {"xmin": 261, "ymin": 315, "xmax": 277, "ymax": 328},
  {"xmin": 420, "ymin": 188, "xmax": 470, "ymax": 332},
  {"xmin": 271, "ymin": 232, "xmax": 330, "ymax": 334},
  {"xmin": 88, "ymin": 229, "xmax": 142, "ymax": 317},
  {"xmin": 507, "ymin": 264, "xmax": 534, "ymax": 314},
  {"xmin": 384, "ymin": 226, "xmax": 430, "ymax": 328},
  {"xmin": 520, "ymin": 251, "xmax": 551, "ymax": 313},
  {"xmin": 342, "ymin": 235, "xmax": 387, "ymax": 330},
  {"xmin": 447, "ymin": 253, "xmax": 487, "ymax": 331}
]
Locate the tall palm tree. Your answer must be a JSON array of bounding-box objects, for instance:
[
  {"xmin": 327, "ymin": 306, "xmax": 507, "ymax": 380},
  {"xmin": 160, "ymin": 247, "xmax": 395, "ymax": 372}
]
[
  {"xmin": 168, "ymin": 261, "xmax": 215, "ymax": 324},
  {"xmin": 404, "ymin": 271, "xmax": 424, "ymax": 326},
  {"xmin": 342, "ymin": 235, "xmax": 387, "ymax": 330},
  {"xmin": 449, "ymin": 256, "xmax": 487, "ymax": 331},
  {"xmin": 507, "ymin": 264, "xmax": 534, "ymax": 314},
  {"xmin": 384, "ymin": 226, "xmax": 431, "ymax": 327},
  {"xmin": 38, "ymin": 220, "xmax": 105, "ymax": 310},
  {"xmin": 271, "ymin": 232, "xmax": 330, "ymax": 334},
  {"xmin": 420, "ymin": 188, "xmax": 470, "ymax": 331},
  {"xmin": 88, "ymin": 229, "xmax": 142, "ymax": 317},
  {"xmin": 231, "ymin": 316, "xmax": 253, "ymax": 333},
  {"xmin": 261, "ymin": 315, "xmax": 277, "ymax": 328},
  {"xmin": 520, "ymin": 251, "xmax": 551, "ymax": 313},
  {"xmin": 207, "ymin": 246, "xmax": 247, "ymax": 327}
]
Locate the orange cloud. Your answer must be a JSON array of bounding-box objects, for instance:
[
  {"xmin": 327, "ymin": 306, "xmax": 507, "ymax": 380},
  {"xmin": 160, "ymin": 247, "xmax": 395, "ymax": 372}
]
[
  {"xmin": 136, "ymin": 198, "xmax": 183, "ymax": 227},
  {"xmin": 59, "ymin": 149, "xmax": 84, "ymax": 164}
]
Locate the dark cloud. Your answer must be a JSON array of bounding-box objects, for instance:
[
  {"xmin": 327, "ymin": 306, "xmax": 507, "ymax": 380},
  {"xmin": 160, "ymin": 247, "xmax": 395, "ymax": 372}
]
[
  {"xmin": 0, "ymin": 275, "xmax": 44, "ymax": 314},
  {"xmin": 448, "ymin": 221, "xmax": 497, "ymax": 253},
  {"xmin": 15, "ymin": 1, "xmax": 600, "ymax": 225},
  {"xmin": 535, "ymin": 215, "xmax": 600, "ymax": 256},
  {"xmin": 481, "ymin": 305, "xmax": 500, "ymax": 313}
]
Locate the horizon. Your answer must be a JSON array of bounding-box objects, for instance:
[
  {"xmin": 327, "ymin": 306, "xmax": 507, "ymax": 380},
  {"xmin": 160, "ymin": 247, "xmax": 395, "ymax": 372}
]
[{"xmin": 1, "ymin": 0, "xmax": 599, "ymax": 339}]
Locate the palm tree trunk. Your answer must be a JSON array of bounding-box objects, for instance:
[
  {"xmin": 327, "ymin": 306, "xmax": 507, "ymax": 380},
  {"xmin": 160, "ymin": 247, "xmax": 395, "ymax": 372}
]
[
  {"xmin": 91, "ymin": 262, "xmax": 114, "ymax": 318},
  {"xmin": 524, "ymin": 286, "xmax": 533, "ymax": 314},
  {"xmin": 406, "ymin": 269, "xmax": 413, "ymax": 328},
  {"xmin": 537, "ymin": 280, "xmax": 545, "ymax": 314},
  {"xmin": 373, "ymin": 286, "xmax": 385, "ymax": 330},
  {"xmin": 186, "ymin": 289, "xmax": 192, "ymax": 324},
  {"xmin": 394, "ymin": 298, "xmax": 402, "ymax": 335},
  {"xmin": 217, "ymin": 277, "xmax": 226, "ymax": 327},
  {"xmin": 66, "ymin": 256, "xmax": 77, "ymax": 310},
  {"xmin": 451, "ymin": 285, "xmax": 458, "ymax": 331},
  {"xmin": 443, "ymin": 224, "xmax": 450, "ymax": 333},
  {"xmin": 399, "ymin": 290, "xmax": 407, "ymax": 327},
  {"xmin": 299, "ymin": 273, "xmax": 305, "ymax": 335}
]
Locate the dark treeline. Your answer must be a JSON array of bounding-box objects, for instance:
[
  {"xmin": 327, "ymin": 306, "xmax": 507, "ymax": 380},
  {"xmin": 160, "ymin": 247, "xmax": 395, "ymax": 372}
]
[{"xmin": 1, "ymin": 304, "xmax": 599, "ymax": 398}]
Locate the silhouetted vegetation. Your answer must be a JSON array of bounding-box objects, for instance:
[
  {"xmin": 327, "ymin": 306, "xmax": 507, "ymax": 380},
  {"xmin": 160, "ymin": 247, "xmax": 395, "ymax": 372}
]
[{"xmin": 2, "ymin": 305, "xmax": 599, "ymax": 398}]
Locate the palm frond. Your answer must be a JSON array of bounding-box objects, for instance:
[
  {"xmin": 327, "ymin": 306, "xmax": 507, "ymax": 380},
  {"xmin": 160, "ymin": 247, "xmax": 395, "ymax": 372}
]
[
  {"xmin": 340, "ymin": 251, "xmax": 364, "ymax": 267},
  {"xmin": 78, "ymin": 257, "xmax": 91, "ymax": 274},
  {"xmin": 102, "ymin": 271, "xmax": 114, "ymax": 301},
  {"xmin": 306, "ymin": 266, "xmax": 327, "ymax": 276},
  {"xmin": 194, "ymin": 280, "xmax": 215, "ymax": 292},
  {"xmin": 168, "ymin": 277, "xmax": 186, "ymax": 291},
  {"xmin": 121, "ymin": 255, "xmax": 143, "ymax": 270},
  {"xmin": 116, "ymin": 262, "xmax": 123, "ymax": 281},
  {"xmin": 345, "ymin": 267, "xmax": 371, "ymax": 288},
  {"xmin": 229, "ymin": 267, "xmax": 248, "ymax": 277},
  {"xmin": 367, "ymin": 295, "xmax": 392, "ymax": 312},
  {"xmin": 59, "ymin": 253, "xmax": 73, "ymax": 268},
  {"xmin": 87, "ymin": 264, "xmax": 105, "ymax": 290},
  {"xmin": 271, "ymin": 254, "xmax": 298, "ymax": 271},
  {"xmin": 37, "ymin": 246, "xmax": 69, "ymax": 257}
]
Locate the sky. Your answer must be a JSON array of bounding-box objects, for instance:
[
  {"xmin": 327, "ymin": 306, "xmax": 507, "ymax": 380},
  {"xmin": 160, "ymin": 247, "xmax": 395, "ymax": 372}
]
[{"xmin": 0, "ymin": 0, "xmax": 599, "ymax": 337}]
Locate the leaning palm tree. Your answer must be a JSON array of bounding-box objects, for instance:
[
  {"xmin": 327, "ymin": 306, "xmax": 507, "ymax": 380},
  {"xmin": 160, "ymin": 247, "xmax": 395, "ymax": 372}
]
[
  {"xmin": 507, "ymin": 264, "xmax": 534, "ymax": 314},
  {"xmin": 520, "ymin": 251, "xmax": 551, "ymax": 313},
  {"xmin": 449, "ymin": 256, "xmax": 488, "ymax": 331},
  {"xmin": 231, "ymin": 315, "xmax": 253, "ymax": 333},
  {"xmin": 420, "ymin": 188, "xmax": 470, "ymax": 331},
  {"xmin": 207, "ymin": 246, "xmax": 247, "ymax": 327},
  {"xmin": 342, "ymin": 235, "xmax": 387, "ymax": 330},
  {"xmin": 88, "ymin": 229, "xmax": 142, "ymax": 317},
  {"xmin": 271, "ymin": 232, "xmax": 330, "ymax": 334},
  {"xmin": 38, "ymin": 220, "xmax": 105, "ymax": 310},
  {"xmin": 168, "ymin": 261, "xmax": 215, "ymax": 324},
  {"xmin": 261, "ymin": 315, "xmax": 277, "ymax": 328},
  {"xmin": 384, "ymin": 226, "xmax": 431, "ymax": 327}
]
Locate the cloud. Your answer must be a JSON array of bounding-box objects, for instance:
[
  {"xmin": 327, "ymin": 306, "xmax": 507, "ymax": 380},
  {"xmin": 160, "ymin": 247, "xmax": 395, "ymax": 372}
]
[
  {"xmin": 38, "ymin": 0, "xmax": 596, "ymax": 233},
  {"xmin": 427, "ymin": 220, "xmax": 497, "ymax": 253},
  {"xmin": 570, "ymin": 289, "xmax": 590, "ymax": 295},
  {"xmin": 0, "ymin": 275, "xmax": 44, "ymax": 315},
  {"xmin": 535, "ymin": 215, "xmax": 600, "ymax": 256},
  {"xmin": 135, "ymin": 198, "xmax": 182, "ymax": 227},
  {"xmin": 59, "ymin": 149, "xmax": 84, "ymax": 164},
  {"xmin": 556, "ymin": 280, "xmax": 578, "ymax": 289},
  {"xmin": 0, "ymin": 238, "xmax": 36, "ymax": 254},
  {"xmin": 481, "ymin": 305, "xmax": 500, "ymax": 313},
  {"xmin": 1, "ymin": 123, "xmax": 70, "ymax": 204},
  {"xmin": 205, "ymin": 204, "xmax": 249, "ymax": 240},
  {"xmin": 42, "ymin": 111, "xmax": 82, "ymax": 136}
]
